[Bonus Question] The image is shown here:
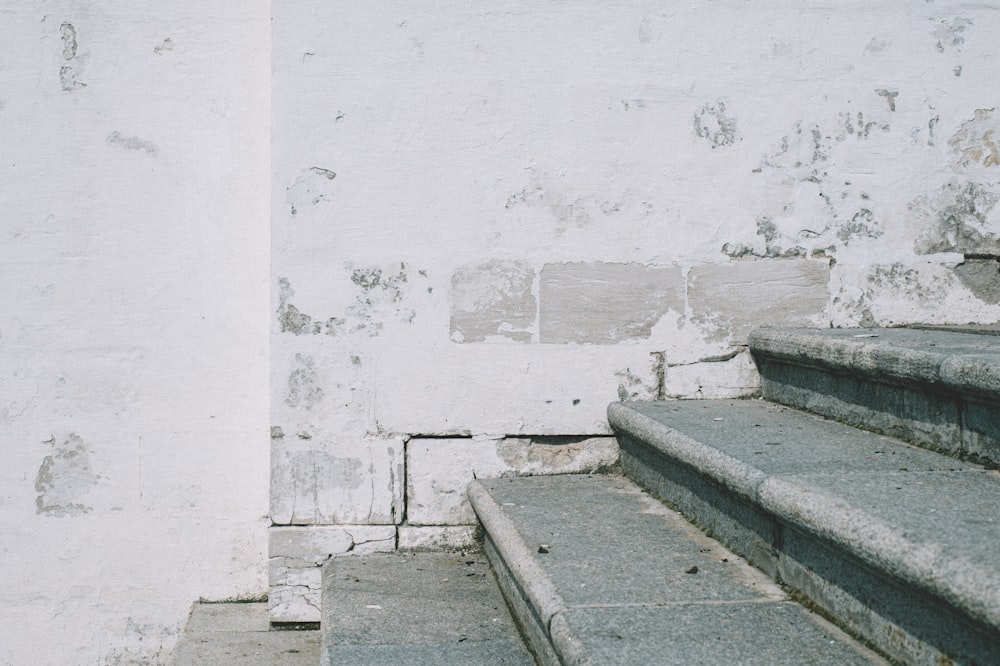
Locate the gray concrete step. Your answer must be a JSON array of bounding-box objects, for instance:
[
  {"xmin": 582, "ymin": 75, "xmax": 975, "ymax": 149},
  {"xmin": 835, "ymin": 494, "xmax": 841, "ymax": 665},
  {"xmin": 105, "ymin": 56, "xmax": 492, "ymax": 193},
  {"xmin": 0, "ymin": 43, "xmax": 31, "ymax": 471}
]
[
  {"xmin": 609, "ymin": 399, "xmax": 1000, "ymax": 665},
  {"xmin": 468, "ymin": 473, "xmax": 886, "ymax": 666},
  {"xmin": 168, "ymin": 603, "xmax": 319, "ymax": 666},
  {"xmin": 320, "ymin": 551, "xmax": 535, "ymax": 665},
  {"xmin": 749, "ymin": 327, "xmax": 1000, "ymax": 465}
]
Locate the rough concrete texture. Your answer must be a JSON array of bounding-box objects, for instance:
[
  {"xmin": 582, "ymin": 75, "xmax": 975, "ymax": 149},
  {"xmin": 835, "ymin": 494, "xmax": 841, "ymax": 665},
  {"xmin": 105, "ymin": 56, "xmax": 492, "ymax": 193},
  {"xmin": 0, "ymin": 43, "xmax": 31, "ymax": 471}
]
[
  {"xmin": 321, "ymin": 552, "xmax": 534, "ymax": 665},
  {"xmin": 538, "ymin": 262, "xmax": 685, "ymax": 344},
  {"xmin": 406, "ymin": 436, "xmax": 619, "ymax": 525},
  {"xmin": 268, "ymin": 526, "xmax": 395, "ymax": 623},
  {"xmin": 610, "ymin": 399, "xmax": 1000, "ymax": 665},
  {"xmin": 168, "ymin": 604, "xmax": 319, "ymax": 666},
  {"xmin": 688, "ymin": 260, "xmax": 831, "ymax": 343},
  {"xmin": 470, "ymin": 474, "xmax": 884, "ymax": 665},
  {"xmin": 750, "ymin": 327, "xmax": 1000, "ymax": 463},
  {"xmin": 397, "ymin": 525, "xmax": 478, "ymax": 550}
]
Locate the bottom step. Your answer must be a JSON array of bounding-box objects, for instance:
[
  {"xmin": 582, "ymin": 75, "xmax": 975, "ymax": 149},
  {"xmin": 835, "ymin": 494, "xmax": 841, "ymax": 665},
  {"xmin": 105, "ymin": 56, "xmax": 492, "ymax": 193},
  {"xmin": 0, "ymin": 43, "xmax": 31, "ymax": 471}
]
[
  {"xmin": 320, "ymin": 551, "xmax": 535, "ymax": 665},
  {"xmin": 168, "ymin": 603, "xmax": 319, "ymax": 665},
  {"xmin": 469, "ymin": 474, "xmax": 886, "ymax": 666}
]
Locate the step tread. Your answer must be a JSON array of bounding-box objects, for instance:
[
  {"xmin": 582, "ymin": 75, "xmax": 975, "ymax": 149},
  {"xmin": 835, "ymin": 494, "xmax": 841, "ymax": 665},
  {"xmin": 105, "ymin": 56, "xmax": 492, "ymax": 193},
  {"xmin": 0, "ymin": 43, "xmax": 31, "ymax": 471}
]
[
  {"xmin": 750, "ymin": 327, "xmax": 1000, "ymax": 397},
  {"xmin": 609, "ymin": 399, "xmax": 1000, "ymax": 631},
  {"xmin": 470, "ymin": 474, "xmax": 885, "ymax": 665},
  {"xmin": 320, "ymin": 551, "xmax": 534, "ymax": 666}
]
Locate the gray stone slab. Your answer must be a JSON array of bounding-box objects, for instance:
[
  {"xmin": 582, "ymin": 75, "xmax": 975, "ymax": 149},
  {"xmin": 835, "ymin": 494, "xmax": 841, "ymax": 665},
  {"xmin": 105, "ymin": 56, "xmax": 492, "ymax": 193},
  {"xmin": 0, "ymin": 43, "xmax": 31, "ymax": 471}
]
[
  {"xmin": 168, "ymin": 603, "xmax": 319, "ymax": 666},
  {"xmin": 476, "ymin": 475, "xmax": 784, "ymax": 610},
  {"xmin": 323, "ymin": 639, "xmax": 534, "ymax": 665},
  {"xmin": 183, "ymin": 602, "xmax": 271, "ymax": 633},
  {"xmin": 320, "ymin": 552, "xmax": 534, "ymax": 666},
  {"xmin": 469, "ymin": 474, "xmax": 882, "ymax": 665},
  {"xmin": 551, "ymin": 603, "xmax": 883, "ymax": 665},
  {"xmin": 609, "ymin": 399, "xmax": 1000, "ymax": 665},
  {"xmin": 749, "ymin": 326, "xmax": 1000, "ymax": 465}
]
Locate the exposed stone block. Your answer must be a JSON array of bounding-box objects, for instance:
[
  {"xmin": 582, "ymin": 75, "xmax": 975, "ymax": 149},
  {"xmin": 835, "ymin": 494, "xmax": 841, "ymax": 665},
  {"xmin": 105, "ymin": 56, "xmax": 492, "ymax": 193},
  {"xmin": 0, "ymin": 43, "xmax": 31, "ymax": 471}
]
[
  {"xmin": 270, "ymin": 435, "xmax": 404, "ymax": 525},
  {"xmin": 268, "ymin": 526, "xmax": 396, "ymax": 623},
  {"xmin": 397, "ymin": 525, "xmax": 478, "ymax": 551},
  {"xmin": 450, "ymin": 260, "xmax": 536, "ymax": 343},
  {"xmin": 269, "ymin": 525, "xmax": 397, "ymax": 557},
  {"xmin": 268, "ymin": 556, "xmax": 324, "ymax": 623},
  {"xmin": 663, "ymin": 349, "xmax": 761, "ymax": 399},
  {"xmin": 406, "ymin": 436, "xmax": 619, "ymax": 525},
  {"xmin": 688, "ymin": 260, "xmax": 830, "ymax": 343},
  {"xmin": 539, "ymin": 262, "xmax": 685, "ymax": 344}
]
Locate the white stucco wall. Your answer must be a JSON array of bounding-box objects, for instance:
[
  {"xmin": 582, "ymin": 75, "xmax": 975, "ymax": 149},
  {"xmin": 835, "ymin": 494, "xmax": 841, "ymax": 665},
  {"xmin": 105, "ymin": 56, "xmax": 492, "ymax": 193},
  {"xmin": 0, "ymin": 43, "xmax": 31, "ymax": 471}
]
[
  {"xmin": 0, "ymin": 3, "xmax": 270, "ymax": 664},
  {"xmin": 271, "ymin": 0, "xmax": 1000, "ymax": 620}
]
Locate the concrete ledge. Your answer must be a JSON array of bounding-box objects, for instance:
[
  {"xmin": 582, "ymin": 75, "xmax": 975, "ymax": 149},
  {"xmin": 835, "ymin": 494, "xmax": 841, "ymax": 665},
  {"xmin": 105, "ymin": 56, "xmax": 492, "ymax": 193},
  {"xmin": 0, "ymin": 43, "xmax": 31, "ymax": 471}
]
[
  {"xmin": 749, "ymin": 327, "xmax": 1000, "ymax": 464},
  {"xmin": 470, "ymin": 474, "xmax": 884, "ymax": 665},
  {"xmin": 610, "ymin": 399, "xmax": 1000, "ymax": 665},
  {"xmin": 749, "ymin": 328, "xmax": 1000, "ymax": 400}
]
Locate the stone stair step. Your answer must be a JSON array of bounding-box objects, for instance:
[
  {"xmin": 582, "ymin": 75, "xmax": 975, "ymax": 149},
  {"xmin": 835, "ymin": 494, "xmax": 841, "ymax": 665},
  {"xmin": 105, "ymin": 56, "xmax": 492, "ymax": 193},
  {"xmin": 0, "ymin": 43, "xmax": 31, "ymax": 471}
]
[
  {"xmin": 320, "ymin": 551, "xmax": 535, "ymax": 665},
  {"xmin": 168, "ymin": 602, "xmax": 319, "ymax": 666},
  {"xmin": 749, "ymin": 327, "xmax": 1000, "ymax": 465},
  {"xmin": 609, "ymin": 399, "xmax": 1000, "ymax": 665},
  {"xmin": 469, "ymin": 473, "xmax": 885, "ymax": 666}
]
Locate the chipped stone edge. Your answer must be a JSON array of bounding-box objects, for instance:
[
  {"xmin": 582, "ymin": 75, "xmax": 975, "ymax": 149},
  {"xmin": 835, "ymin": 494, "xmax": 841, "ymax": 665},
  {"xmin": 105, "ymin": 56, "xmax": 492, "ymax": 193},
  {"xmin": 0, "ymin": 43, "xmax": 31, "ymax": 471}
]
[{"xmin": 607, "ymin": 400, "xmax": 1000, "ymax": 634}]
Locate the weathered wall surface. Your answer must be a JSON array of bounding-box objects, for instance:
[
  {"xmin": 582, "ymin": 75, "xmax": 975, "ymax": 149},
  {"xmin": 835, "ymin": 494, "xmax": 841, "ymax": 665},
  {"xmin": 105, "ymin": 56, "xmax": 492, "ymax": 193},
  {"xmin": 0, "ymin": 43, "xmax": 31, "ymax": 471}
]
[
  {"xmin": 271, "ymin": 0, "xmax": 1000, "ymax": 620},
  {"xmin": 0, "ymin": 3, "xmax": 270, "ymax": 664}
]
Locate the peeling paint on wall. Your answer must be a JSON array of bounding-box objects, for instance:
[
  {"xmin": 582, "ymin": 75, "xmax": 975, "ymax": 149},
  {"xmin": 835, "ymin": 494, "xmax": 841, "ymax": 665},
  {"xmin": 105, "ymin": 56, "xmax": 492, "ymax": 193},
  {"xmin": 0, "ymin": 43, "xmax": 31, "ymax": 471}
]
[
  {"xmin": 286, "ymin": 167, "xmax": 336, "ymax": 215},
  {"xmin": 35, "ymin": 433, "xmax": 97, "ymax": 516},
  {"xmin": 277, "ymin": 267, "xmax": 427, "ymax": 338},
  {"xmin": 286, "ymin": 354, "xmax": 323, "ymax": 410},
  {"xmin": 912, "ymin": 180, "xmax": 1000, "ymax": 255},
  {"xmin": 450, "ymin": 260, "xmax": 536, "ymax": 343},
  {"xmin": 58, "ymin": 22, "xmax": 85, "ymax": 91},
  {"xmin": 694, "ymin": 101, "xmax": 738, "ymax": 148},
  {"xmin": 932, "ymin": 16, "xmax": 973, "ymax": 53},
  {"xmin": 950, "ymin": 108, "xmax": 1000, "ymax": 170},
  {"xmin": 106, "ymin": 131, "xmax": 159, "ymax": 156}
]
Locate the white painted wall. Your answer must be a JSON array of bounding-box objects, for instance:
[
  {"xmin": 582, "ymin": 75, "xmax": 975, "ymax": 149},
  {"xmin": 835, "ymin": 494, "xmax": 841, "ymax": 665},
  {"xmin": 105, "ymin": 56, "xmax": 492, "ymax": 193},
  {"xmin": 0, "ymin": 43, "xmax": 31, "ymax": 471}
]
[
  {"xmin": 271, "ymin": 0, "xmax": 1000, "ymax": 620},
  {"xmin": 0, "ymin": 3, "xmax": 270, "ymax": 664},
  {"xmin": 2, "ymin": 0, "xmax": 999, "ymax": 657}
]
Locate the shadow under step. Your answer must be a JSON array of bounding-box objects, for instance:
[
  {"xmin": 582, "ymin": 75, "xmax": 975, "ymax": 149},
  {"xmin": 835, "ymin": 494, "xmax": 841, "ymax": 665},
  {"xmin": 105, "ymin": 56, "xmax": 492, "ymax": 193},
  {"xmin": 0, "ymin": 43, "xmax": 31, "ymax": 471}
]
[
  {"xmin": 320, "ymin": 551, "xmax": 535, "ymax": 665},
  {"xmin": 469, "ymin": 473, "xmax": 885, "ymax": 666},
  {"xmin": 749, "ymin": 327, "xmax": 1000, "ymax": 465},
  {"xmin": 609, "ymin": 399, "xmax": 1000, "ymax": 666}
]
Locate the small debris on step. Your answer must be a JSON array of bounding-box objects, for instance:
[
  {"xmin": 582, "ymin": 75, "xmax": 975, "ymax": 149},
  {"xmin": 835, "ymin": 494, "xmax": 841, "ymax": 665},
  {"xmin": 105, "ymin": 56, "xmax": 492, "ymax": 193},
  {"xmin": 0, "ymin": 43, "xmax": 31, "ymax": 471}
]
[
  {"xmin": 685, "ymin": 566, "xmax": 699, "ymax": 574},
  {"xmin": 538, "ymin": 544, "xmax": 550, "ymax": 554}
]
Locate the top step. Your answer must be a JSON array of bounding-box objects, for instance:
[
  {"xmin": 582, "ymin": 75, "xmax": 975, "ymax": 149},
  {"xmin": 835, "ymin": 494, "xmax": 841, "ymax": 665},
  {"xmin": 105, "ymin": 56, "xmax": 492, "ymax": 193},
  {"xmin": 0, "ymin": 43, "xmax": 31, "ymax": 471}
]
[{"xmin": 749, "ymin": 327, "xmax": 1000, "ymax": 465}]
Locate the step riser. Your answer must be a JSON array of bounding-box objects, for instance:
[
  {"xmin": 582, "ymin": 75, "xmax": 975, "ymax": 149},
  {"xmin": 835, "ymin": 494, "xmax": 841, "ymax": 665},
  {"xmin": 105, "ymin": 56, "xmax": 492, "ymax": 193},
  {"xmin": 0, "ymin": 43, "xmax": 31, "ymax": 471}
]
[
  {"xmin": 482, "ymin": 534, "xmax": 562, "ymax": 666},
  {"xmin": 619, "ymin": 432, "xmax": 1000, "ymax": 666},
  {"xmin": 749, "ymin": 328, "xmax": 1000, "ymax": 467}
]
